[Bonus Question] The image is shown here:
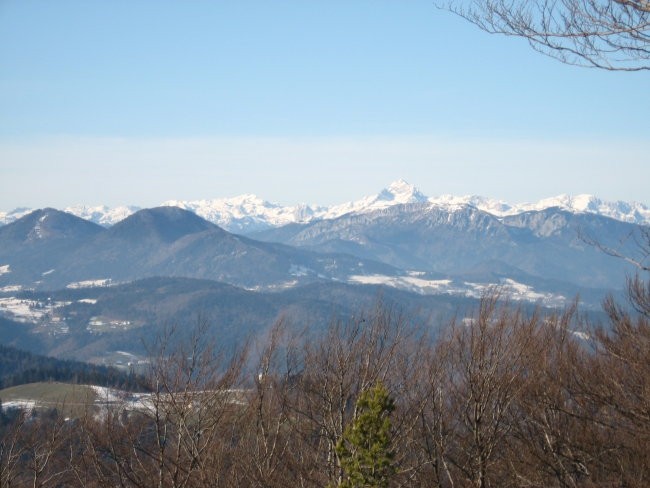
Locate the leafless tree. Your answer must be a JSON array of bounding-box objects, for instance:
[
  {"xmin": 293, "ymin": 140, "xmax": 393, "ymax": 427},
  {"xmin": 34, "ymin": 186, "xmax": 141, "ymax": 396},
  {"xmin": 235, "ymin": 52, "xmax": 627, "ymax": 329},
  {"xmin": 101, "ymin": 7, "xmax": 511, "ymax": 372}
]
[
  {"xmin": 233, "ymin": 318, "xmax": 302, "ymax": 487},
  {"xmin": 506, "ymin": 306, "xmax": 603, "ymax": 487},
  {"xmin": 286, "ymin": 302, "xmax": 424, "ymax": 487},
  {"xmin": 76, "ymin": 318, "xmax": 247, "ymax": 488},
  {"xmin": 0, "ymin": 411, "xmax": 28, "ymax": 487},
  {"xmin": 446, "ymin": 0, "xmax": 650, "ymax": 70},
  {"xmin": 7, "ymin": 293, "xmax": 650, "ymax": 486},
  {"xmin": 585, "ymin": 295, "xmax": 650, "ymax": 485},
  {"xmin": 414, "ymin": 340, "xmax": 456, "ymax": 488},
  {"xmin": 21, "ymin": 410, "xmax": 72, "ymax": 488},
  {"xmin": 438, "ymin": 293, "xmax": 541, "ymax": 488}
]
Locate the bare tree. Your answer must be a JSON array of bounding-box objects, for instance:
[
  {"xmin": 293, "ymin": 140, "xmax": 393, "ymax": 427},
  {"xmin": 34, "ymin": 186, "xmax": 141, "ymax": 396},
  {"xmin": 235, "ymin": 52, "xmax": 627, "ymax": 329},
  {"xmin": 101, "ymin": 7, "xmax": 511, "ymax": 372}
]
[
  {"xmin": 506, "ymin": 307, "xmax": 602, "ymax": 487},
  {"xmin": 414, "ymin": 341, "xmax": 456, "ymax": 488},
  {"xmin": 77, "ymin": 318, "xmax": 247, "ymax": 488},
  {"xmin": 287, "ymin": 302, "xmax": 423, "ymax": 487},
  {"xmin": 234, "ymin": 319, "xmax": 301, "ymax": 487},
  {"xmin": 446, "ymin": 0, "xmax": 650, "ymax": 70},
  {"xmin": 439, "ymin": 293, "xmax": 541, "ymax": 488},
  {"xmin": 586, "ymin": 295, "xmax": 650, "ymax": 485},
  {"xmin": 0, "ymin": 411, "xmax": 28, "ymax": 487},
  {"xmin": 21, "ymin": 409, "xmax": 72, "ymax": 488}
]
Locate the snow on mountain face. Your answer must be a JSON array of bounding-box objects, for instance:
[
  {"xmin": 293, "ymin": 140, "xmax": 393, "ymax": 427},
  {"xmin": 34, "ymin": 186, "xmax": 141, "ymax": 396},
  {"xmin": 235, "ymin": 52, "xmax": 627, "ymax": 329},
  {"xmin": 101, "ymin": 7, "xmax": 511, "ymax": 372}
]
[
  {"xmin": 2, "ymin": 180, "xmax": 649, "ymax": 230},
  {"xmin": 511, "ymin": 194, "xmax": 650, "ymax": 225},
  {"xmin": 321, "ymin": 178, "xmax": 429, "ymax": 219},
  {"xmin": 427, "ymin": 193, "xmax": 650, "ymax": 225},
  {"xmin": 161, "ymin": 195, "xmax": 326, "ymax": 233},
  {"xmin": 64, "ymin": 205, "xmax": 142, "ymax": 227},
  {"xmin": 159, "ymin": 180, "xmax": 431, "ymax": 232},
  {"xmin": 0, "ymin": 208, "xmax": 33, "ymax": 226}
]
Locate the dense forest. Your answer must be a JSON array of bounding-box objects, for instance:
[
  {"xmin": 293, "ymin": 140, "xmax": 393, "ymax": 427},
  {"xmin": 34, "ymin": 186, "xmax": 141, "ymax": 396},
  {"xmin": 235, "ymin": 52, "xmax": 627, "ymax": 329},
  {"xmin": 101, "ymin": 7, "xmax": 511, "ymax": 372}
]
[
  {"xmin": 0, "ymin": 344, "xmax": 142, "ymax": 391},
  {"xmin": 0, "ymin": 269, "xmax": 648, "ymax": 488}
]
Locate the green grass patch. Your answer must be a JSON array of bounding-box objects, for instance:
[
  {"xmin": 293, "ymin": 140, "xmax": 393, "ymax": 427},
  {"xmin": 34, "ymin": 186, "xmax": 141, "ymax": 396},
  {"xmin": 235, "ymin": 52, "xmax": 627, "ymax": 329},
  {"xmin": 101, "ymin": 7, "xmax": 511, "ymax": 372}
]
[{"xmin": 0, "ymin": 382, "xmax": 98, "ymax": 416}]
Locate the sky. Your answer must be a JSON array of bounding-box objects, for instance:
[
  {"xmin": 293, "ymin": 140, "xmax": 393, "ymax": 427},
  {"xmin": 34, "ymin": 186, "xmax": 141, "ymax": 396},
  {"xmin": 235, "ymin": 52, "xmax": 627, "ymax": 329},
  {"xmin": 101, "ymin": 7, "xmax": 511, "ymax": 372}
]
[{"xmin": 1, "ymin": 0, "xmax": 648, "ymax": 210}]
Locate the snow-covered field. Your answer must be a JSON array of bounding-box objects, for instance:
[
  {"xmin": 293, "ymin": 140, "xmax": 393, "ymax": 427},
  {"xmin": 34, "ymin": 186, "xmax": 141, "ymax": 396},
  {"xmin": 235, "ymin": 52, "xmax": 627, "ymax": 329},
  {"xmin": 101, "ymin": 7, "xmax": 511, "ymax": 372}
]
[
  {"xmin": 348, "ymin": 273, "xmax": 565, "ymax": 306},
  {"xmin": 66, "ymin": 279, "xmax": 112, "ymax": 289},
  {"xmin": 465, "ymin": 279, "xmax": 566, "ymax": 306},
  {"xmin": 0, "ymin": 285, "xmax": 22, "ymax": 293},
  {"xmin": 0, "ymin": 297, "xmax": 72, "ymax": 335},
  {"xmin": 349, "ymin": 274, "xmax": 453, "ymax": 294},
  {"xmin": 0, "ymin": 297, "xmax": 50, "ymax": 321},
  {"xmin": 90, "ymin": 386, "xmax": 125, "ymax": 403},
  {"xmin": 2, "ymin": 400, "xmax": 36, "ymax": 413}
]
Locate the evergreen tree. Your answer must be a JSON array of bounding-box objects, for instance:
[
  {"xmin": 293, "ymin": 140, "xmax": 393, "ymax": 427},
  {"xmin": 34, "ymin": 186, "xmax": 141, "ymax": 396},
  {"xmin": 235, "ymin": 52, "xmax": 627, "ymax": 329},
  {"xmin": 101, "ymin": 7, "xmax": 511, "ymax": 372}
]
[{"xmin": 335, "ymin": 382, "xmax": 396, "ymax": 488}]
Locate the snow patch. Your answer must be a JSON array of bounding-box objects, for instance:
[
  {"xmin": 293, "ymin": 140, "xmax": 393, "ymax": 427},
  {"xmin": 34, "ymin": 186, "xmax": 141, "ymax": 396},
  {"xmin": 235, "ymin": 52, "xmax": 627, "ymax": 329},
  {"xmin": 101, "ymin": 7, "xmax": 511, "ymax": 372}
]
[
  {"xmin": 67, "ymin": 279, "xmax": 112, "ymax": 289},
  {"xmin": 571, "ymin": 330, "xmax": 590, "ymax": 341},
  {"xmin": 289, "ymin": 264, "xmax": 312, "ymax": 277},
  {"xmin": 0, "ymin": 297, "xmax": 71, "ymax": 325},
  {"xmin": 463, "ymin": 279, "xmax": 566, "ymax": 306},
  {"xmin": 0, "ymin": 208, "xmax": 32, "ymax": 226},
  {"xmin": 0, "ymin": 265, "xmax": 10, "ymax": 276},
  {"xmin": 0, "ymin": 285, "xmax": 22, "ymax": 293},
  {"xmin": 65, "ymin": 205, "xmax": 140, "ymax": 226},
  {"xmin": 91, "ymin": 386, "xmax": 124, "ymax": 404},
  {"xmin": 162, "ymin": 194, "xmax": 321, "ymax": 233},
  {"xmin": 0, "ymin": 297, "xmax": 48, "ymax": 321},
  {"xmin": 438, "ymin": 193, "xmax": 650, "ymax": 225},
  {"xmin": 348, "ymin": 274, "xmax": 565, "ymax": 306},
  {"xmin": 78, "ymin": 298, "xmax": 97, "ymax": 304},
  {"xmin": 116, "ymin": 350, "xmax": 138, "ymax": 358},
  {"xmin": 349, "ymin": 274, "xmax": 453, "ymax": 293},
  {"xmin": 2, "ymin": 400, "xmax": 36, "ymax": 413}
]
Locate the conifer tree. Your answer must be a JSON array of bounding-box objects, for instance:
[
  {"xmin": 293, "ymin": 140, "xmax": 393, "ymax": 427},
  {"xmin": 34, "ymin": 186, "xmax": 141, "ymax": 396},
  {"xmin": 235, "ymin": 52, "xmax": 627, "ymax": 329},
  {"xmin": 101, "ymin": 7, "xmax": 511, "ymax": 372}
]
[{"xmin": 335, "ymin": 382, "xmax": 396, "ymax": 488}]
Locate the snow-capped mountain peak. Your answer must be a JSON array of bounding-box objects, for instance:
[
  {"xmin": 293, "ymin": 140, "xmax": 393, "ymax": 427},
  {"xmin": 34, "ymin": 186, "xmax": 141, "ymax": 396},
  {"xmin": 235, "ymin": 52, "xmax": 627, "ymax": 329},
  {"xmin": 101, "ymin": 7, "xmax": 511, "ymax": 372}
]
[
  {"xmin": 161, "ymin": 194, "xmax": 324, "ymax": 233},
  {"xmin": 323, "ymin": 179, "xmax": 428, "ymax": 218},
  {"xmin": 378, "ymin": 179, "xmax": 428, "ymax": 204},
  {"xmin": 464, "ymin": 193, "xmax": 650, "ymax": 224},
  {"xmin": 63, "ymin": 205, "xmax": 141, "ymax": 227},
  {"xmin": 2, "ymin": 181, "xmax": 648, "ymax": 231}
]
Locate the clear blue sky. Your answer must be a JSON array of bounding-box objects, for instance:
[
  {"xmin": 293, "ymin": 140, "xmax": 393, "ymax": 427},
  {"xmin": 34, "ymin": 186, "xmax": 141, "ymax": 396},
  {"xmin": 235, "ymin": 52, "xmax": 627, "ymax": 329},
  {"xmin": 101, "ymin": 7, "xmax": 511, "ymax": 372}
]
[{"xmin": 1, "ymin": 0, "xmax": 648, "ymax": 209}]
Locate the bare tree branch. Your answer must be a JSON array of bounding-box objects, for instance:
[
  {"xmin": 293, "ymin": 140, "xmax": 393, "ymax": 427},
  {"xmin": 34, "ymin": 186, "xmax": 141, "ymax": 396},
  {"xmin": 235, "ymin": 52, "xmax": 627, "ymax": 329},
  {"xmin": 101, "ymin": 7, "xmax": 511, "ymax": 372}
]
[{"xmin": 444, "ymin": 0, "xmax": 650, "ymax": 70}]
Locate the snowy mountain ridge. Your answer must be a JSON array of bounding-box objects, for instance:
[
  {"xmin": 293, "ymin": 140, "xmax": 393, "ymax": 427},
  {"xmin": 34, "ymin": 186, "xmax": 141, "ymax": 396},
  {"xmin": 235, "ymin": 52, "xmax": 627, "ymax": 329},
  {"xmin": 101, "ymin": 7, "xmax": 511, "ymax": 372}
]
[
  {"xmin": 161, "ymin": 194, "xmax": 324, "ymax": 233},
  {"xmin": 435, "ymin": 192, "xmax": 650, "ymax": 224},
  {"xmin": 63, "ymin": 205, "xmax": 142, "ymax": 227},
  {"xmin": 1, "ymin": 179, "xmax": 648, "ymax": 231}
]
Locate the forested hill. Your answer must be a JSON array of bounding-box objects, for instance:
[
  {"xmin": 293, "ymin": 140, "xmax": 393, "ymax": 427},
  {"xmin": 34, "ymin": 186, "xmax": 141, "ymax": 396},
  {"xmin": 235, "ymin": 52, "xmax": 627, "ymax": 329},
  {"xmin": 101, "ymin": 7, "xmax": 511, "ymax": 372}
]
[{"xmin": 0, "ymin": 344, "xmax": 143, "ymax": 391}]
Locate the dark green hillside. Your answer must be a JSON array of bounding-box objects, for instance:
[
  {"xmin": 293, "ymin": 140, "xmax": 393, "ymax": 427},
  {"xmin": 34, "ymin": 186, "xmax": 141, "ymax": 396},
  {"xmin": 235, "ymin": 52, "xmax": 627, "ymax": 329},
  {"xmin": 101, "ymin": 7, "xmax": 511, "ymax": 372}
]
[
  {"xmin": 5, "ymin": 276, "xmax": 606, "ymax": 365},
  {"xmin": 0, "ymin": 343, "xmax": 142, "ymax": 390},
  {"xmin": 0, "ymin": 316, "xmax": 45, "ymax": 353},
  {"xmin": 5, "ymin": 277, "xmax": 485, "ymax": 362}
]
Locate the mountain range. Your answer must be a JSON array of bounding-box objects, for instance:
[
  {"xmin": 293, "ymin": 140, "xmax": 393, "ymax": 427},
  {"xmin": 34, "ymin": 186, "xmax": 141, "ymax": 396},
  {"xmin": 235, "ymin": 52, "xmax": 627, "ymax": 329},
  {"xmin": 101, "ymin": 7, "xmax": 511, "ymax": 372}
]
[
  {"xmin": 0, "ymin": 206, "xmax": 398, "ymax": 292},
  {"xmin": 0, "ymin": 181, "xmax": 645, "ymax": 363},
  {"xmin": 0, "ymin": 186, "xmax": 644, "ymax": 305},
  {"xmin": 2, "ymin": 180, "xmax": 649, "ymax": 232}
]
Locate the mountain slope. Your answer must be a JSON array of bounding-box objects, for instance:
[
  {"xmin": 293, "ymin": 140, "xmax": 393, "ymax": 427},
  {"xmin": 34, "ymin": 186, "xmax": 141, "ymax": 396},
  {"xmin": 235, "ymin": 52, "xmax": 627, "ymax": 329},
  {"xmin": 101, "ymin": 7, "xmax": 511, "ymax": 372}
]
[
  {"xmin": 0, "ymin": 209, "xmax": 106, "ymax": 287},
  {"xmin": 0, "ymin": 277, "xmax": 488, "ymax": 362},
  {"xmin": 0, "ymin": 207, "xmax": 400, "ymax": 291},
  {"xmin": 253, "ymin": 203, "xmax": 644, "ymax": 290}
]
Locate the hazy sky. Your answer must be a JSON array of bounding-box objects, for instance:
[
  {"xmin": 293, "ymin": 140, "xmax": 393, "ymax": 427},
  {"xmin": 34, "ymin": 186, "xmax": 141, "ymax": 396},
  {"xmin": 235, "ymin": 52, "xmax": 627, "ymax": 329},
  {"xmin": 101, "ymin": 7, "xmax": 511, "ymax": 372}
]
[{"xmin": 1, "ymin": 1, "xmax": 648, "ymax": 209}]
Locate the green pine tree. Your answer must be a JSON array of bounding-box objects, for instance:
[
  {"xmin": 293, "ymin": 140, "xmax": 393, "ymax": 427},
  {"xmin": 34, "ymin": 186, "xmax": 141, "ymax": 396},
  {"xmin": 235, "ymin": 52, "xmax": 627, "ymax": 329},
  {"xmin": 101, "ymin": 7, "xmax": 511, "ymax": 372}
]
[{"xmin": 335, "ymin": 382, "xmax": 396, "ymax": 488}]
